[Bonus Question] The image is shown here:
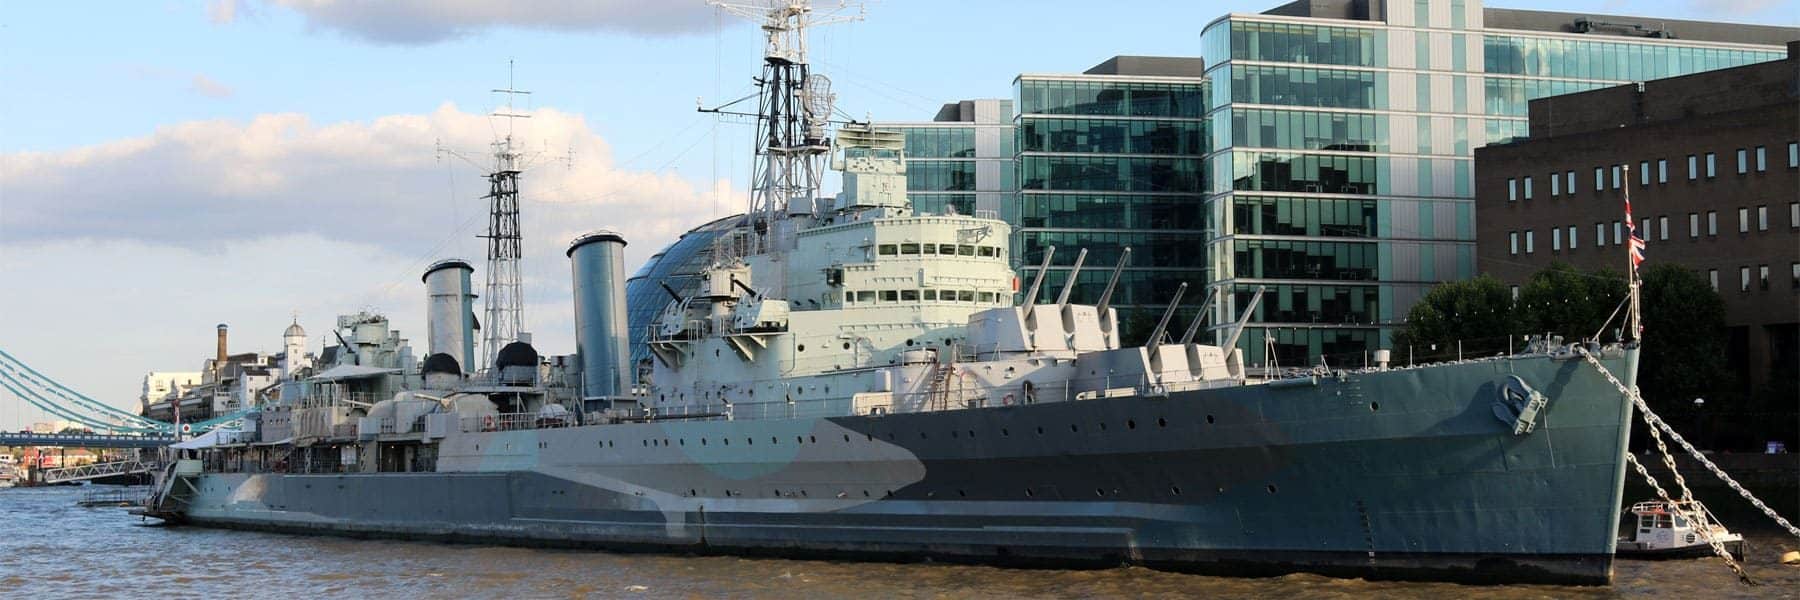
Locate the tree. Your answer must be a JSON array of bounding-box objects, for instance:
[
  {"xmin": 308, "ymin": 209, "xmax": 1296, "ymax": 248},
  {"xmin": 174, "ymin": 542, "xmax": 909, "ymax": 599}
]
[
  {"xmin": 1635, "ymin": 263, "xmax": 1730, "ymax": 435},
  {"xmin": 1395, "ymin": 274, "xmax": 1521, "ymax": 360},
  {"xmin": 1516, "ymin": 262, "xmax": 1627, "ymax": 341}
]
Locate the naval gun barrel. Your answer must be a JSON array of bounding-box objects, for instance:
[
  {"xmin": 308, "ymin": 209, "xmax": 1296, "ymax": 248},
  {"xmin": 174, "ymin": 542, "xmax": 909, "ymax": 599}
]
[
  {"xmin": 1144, "ymin": 282, "xmax": 1188, "ymax": 347},
  {"xmin": 1096, "ymin": 247, "xmax": 1131, "ymax": 315},
  {"xmin": 1220, "ymin": 286, "xmax": 1267, "ymax": 354},
  {"xmin": 1054, "ymin": 248, "xmax": 1088, "ymax": 307},
  {"xmin": 1021, "ymin": 246, "xmax": 1056, "ymax": 310},
  {"xmin": 1179, "ymin": 288, "xmax": 1219, "ymax": 346}
]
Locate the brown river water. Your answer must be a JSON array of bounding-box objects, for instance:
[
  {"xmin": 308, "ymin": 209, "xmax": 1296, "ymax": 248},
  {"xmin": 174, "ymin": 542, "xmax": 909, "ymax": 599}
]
[{"xmin": 2, "ymin": 486, "xmax": 1795, "ymax": 599}]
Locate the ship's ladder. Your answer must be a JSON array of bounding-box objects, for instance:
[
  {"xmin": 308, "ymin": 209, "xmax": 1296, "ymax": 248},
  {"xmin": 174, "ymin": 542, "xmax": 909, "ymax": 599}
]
[
  {"xmin": 1577, "ymin": 347, "xmax": 1800, "ymax": 584},
  {"xmin": 926, "ymin": 362, "xmax": 958, "ymax": 412}
]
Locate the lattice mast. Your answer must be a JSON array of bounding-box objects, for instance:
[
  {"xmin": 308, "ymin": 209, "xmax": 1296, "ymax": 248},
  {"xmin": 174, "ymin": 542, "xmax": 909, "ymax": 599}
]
[
  {"xmin": 482, "ymin": 66, "xmax": 532, "ymax": 369},
  {"xmin": 709, "ymin": 0, "xmax": 862, "ymax": 254}
]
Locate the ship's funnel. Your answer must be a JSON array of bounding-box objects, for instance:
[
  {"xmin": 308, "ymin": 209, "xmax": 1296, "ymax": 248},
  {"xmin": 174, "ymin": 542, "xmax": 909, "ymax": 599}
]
[
  {"xmin": 568, "ymin": 230, "xmax": 630, "ymax": 400},
  {"xmin": 422, "ymin": 259, "xmax": 477, "ymax": 375}
]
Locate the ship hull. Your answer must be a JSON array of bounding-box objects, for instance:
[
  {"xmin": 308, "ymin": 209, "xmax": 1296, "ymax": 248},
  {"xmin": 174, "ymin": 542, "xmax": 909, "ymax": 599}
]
[{"xmin": 174, "ymin": 351, "xmax": 1636, "ymax": 585}]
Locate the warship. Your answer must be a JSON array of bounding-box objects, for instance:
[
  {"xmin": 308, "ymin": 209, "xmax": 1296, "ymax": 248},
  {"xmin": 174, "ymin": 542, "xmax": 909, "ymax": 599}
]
[{"xmin": 143, "ymin": 1, "xmax": 1644, "ymax": 585}]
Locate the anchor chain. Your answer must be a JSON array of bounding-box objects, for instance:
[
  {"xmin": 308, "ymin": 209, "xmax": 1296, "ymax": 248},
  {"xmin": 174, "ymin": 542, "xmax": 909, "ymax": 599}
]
[{"xmin": 1577, "ymin": 348, "xmax": 1800, "ymax": 540}]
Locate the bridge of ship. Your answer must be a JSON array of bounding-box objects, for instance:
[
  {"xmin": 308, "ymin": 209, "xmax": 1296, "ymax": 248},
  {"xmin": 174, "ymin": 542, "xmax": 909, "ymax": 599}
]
[{"xmin": 0, "ymin": 348, "xmax": 240, "ymax": 447}]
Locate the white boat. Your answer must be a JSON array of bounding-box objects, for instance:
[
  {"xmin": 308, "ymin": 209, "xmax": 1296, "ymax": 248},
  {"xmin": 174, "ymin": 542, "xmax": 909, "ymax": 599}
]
[{"xmin": 1616, "ymin": 500, "xmax": 1746, "ymax": 560}]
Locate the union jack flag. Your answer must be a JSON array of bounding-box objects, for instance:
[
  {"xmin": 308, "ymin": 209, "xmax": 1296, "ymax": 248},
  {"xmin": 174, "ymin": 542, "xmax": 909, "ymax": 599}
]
[{"xmin": 1624, "ymin": 196, "xmax": 1646, "ymax": 266}]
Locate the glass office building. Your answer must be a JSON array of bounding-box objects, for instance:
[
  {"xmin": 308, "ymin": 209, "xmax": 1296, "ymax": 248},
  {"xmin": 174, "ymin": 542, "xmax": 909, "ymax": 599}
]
[
  {"xmin": 1198, "ymin": 0, "xmax": 1790, "ymax": 366},
  {"xmin": 876, "ymin": 99, "xmax": 1017, "ymax": 219},
  {"xmin": 1013, "ymin": 57, "xmax": 1211, "ymax": 343}
]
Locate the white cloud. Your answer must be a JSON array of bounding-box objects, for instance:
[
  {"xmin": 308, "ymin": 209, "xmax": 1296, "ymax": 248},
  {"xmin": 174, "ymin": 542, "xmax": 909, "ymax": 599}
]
[
  {"xmin": 189, "ymin": 74, "xmax": 234, "ymax": 99},
  {"xmin": 0, "ymin": 106, "xmax": 739, "ymax": 429},
  {"xmin": 206, "ymin": 0, "xmax": 245, "ymax": 25},
  {"xmin": 259, "ymin": 0, "xmax": 721, "ymax": 45}
]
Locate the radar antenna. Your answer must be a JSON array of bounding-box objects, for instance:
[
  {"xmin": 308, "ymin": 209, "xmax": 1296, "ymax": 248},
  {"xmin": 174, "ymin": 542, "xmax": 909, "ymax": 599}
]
[
  {"xmin": 436, "ymin": 61, "xmax": 557, "ymax": 371},
  {"xmin": 704, "ymin": 0, "xmax": 864, "ymax": 255}
]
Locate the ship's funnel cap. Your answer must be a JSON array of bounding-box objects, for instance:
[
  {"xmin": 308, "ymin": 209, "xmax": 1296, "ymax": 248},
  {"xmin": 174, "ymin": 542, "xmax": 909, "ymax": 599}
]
[
  {"xmin": 566, "ymin": 230, "xmax": 627, "ymax": 256},
  {"xmin": 422, "ymin": 258, "xmax": 474, "ymax": 283}
]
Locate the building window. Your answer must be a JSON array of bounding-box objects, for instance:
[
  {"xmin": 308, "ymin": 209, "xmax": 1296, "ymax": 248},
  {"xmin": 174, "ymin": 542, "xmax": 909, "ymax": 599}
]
[
  {"xmin": 1658, "ymin": 216, "xmax": 1669, "ymax": 241},
  {"xmin": 1550, "ymin": 174, "xmax": 1560, "ymax": 196},
  {"xmin": 1792, "ymin": 263, "xmax": 1799, "ymax": 290},
  {"xmin": 1596, "ymin": 223, "xmax": 1607, "ymax": 247},
  {"xmin": 1509, "ymin": 231, "xmax": 1518, "ymax": 255},
  {"xmin": 1639, "ymin": 161, "xmax": 1650, "ymax": 186},
  {"xmin": 1611, "ymin": 165, "xmax": 1621, "ymax": 189},
  {"xmin": 1736, "ymin": 148, "xmax": 1748, "ymax": 174},
  {"xmin": 1641, "ymin": 218, "xmax": 1650, "ymax": 237},
  {"xmin": 1708, "ymin": 269, "xmax": 1718, "ymax": 291},
  {"xmin": 1688, "ymin": 154, "xmax": 1698, "ymax": 180},
  {"xmin": 1741, "ymin": 267, "xmax": 1751, "ymax": 292},
  {"xmin": 1755, "ymin": 146, "xmax": 1767, "ymax": 172},
  {"xmin": 1507, "ymin": 178, "xmax": 1517, "ymax": 202},
  {"xmin": 1705, "ymin": 152, "xmax": 1716, "ymax": 178},
  {"xmin": 1523, "ymin": 176, "xmax": 1533, "ymax": 199},
  {"xmin": 1657, "ymin": 159, "xmax": 1668, "ymax": 183},
  {"xmin": 1739, "ymin": 207, "xmax": 1750, "ymax": 233},
  {"xmin": 1568, "ymin": 225, "xmax": 1578, "ymax": 249},
  {"xmin": 1525, "ymin": 230, "xmax": 1534, "ymax": 254},
  {"xmin": 1791, "ymin": 203, "xmax": 1799, "ymax": 229},
  {"xmin": 1708, "ymin": 211, "xmax": 1718, "ymax": 236},
  {"xmin": 1759, "ymin": 265, "xmax": 1770, "ymax": 291},
  {"xmin": 1613, "ymin": 221, "xmax": 1623, "ymax": 245},
  {"xmin": 1789, "ymin": 142, "xmax": 1798, "ymax": 168},
  {"xmin": 1689, "ymin": 213, "xmax": 1699, "ymax": 238},
  {"xmin": 1552, "ymin": 228, "xmax": 1562, "ymax": 251},
  {"xmin": 1758, "ymin": 206, "xmax": 1768, "ymax": 231},
  {"xmin": 1510, "ymin": 285, "xmax": 1520, "ymax": 300},
  {"xmin": 1566, "ymin": 170, "xmax": 1576, "ymax": 193},
  {"xmin": 1595, "ymin": 167, "xmax": 1605, "ymax": 191}
]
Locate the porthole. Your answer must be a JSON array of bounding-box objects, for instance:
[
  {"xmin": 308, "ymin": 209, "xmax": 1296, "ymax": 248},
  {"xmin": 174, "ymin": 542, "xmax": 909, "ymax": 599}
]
[
  {"xmin": 1001, "ymin": 428, "xmax": 1010, "ymax": 436},
  {"xmin": 701, "ymin": 439, "xmax": 707, "ymax": 446},
  {"xmin": 679, "ymin": 439, "xmax": 685, "ymax": 446},
  {"xmin": 1024, "ymin": 488, "xmax": 1034, "ymax": 498},
  {"xmin": 1157, "ymin": 417, "xmax": 1168, "ymax": 427},
  {"xmin": 747, "ymin": 438, "xmax": 754, "ymax": 445},
  {"xmin": 863, "ymin": 490, "xmax": 871, "ymax": 497},
  {"xmin": 1070, "ymin": 424, "xmax": 1079, "ymax": 433},
  {"xmin": 920, "ymin": 432, "xmax": 928, "ymax": 439},
  {"xmin": 772, "ymin": 437, "xmax": 779, "ymax": 444},
  {"xmin": 715, "ymin": 349, "xmax": 720, "ymax": 357},
  {"xmin": 1370, "ymin": 402, "xmax": 1380, "ymax": 412},
  {"xmin": 1206, "ymin": 414, "xmax": 1215, "ymax": 424},
  {"xmin": 951, "ymin": 431, "xmax": 959, "ymax": 439},
  {"xmin": 797, "ymin": 344, "xmax": 806, "ymax": 352},
  {"xmin": 957, "ymin": 490, "xmax": 966, "ymax": 497},
  {"xmin": 1127, "ymin": 419, "xmax": 1137, "ymax": 429},
  {"xmin": 843, "ymin": 342, "xmax": 851, "ymax": 350},
  {"xmin": 1267, "ymin": 484, "xmax": 1278, "ymax": 494},
  {"xmin": 723, "ymin": 438, "xmax": 729, "ymax": 446},
  {"xmin": 1094, "ymin": 488, "xmax": 1105, "ymax": 497},
  {"xmin": 967, "ymin": 430, "xmax": 975, "ymax": 438},
  {"xmin": 797, "ymin": 436, "xmax": 804, "ymax": 444},
  {"xmin": 1098, "ymin": 422, "xmax": 1107, "ymax": 431},
  {"xmin": 689, "ymin": 489, "xmax": 697, "ymax": 496},
  {"xmin": 843, "ymin": 434, "xmax": 851, "ymax": 442},
  {"xmin": 905, "ymin": 339, "xmax": 914, "ymax": 346},
  {"xmin": 1170, "ymin": 485, "xmax": 1182, "ymax": 495},
  {"xmin": 642, "ymin": 440, "xmax": 648, "ymax": 447},
  {"xmin": 1035, "ymin": 426, "xmax": 1045, "ymax": 435},
  {"xmin": 809, "ymin": 435, "xmax": 816, "ymax": 443}
]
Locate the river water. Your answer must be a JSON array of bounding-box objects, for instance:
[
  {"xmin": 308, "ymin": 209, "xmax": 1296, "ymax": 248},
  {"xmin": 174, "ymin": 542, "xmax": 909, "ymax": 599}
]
[{"xmin": 2, "ymin": 486, "xmax": 1794, "ymax": 599}]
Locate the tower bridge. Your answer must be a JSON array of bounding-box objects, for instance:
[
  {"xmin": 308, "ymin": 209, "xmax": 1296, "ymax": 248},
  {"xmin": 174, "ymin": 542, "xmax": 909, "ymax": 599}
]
[{"xmin": 0, "ymin": 347, "xmax": 242, "ymax": 447}]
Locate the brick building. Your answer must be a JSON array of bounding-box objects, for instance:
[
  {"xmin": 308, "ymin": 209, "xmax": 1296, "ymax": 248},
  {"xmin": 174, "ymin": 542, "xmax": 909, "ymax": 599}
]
[{"xmin": 1475, "ymin": 42, "xmax": 1799, "ymax": 393}]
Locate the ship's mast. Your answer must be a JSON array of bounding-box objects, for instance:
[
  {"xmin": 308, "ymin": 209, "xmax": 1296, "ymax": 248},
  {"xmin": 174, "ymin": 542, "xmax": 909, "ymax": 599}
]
[
  {"xmin": 482, "ymin": 64, "xmax": 531, "ymax": 367},
  {"xmin": 708, "ymin": 0, "xmax": 863, "ymax": 255}
]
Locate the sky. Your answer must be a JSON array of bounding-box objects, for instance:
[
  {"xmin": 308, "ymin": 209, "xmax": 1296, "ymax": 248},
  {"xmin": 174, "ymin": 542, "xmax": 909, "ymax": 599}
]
[{"xmin": 0, "ymin": 0, "xmax": 1794, "ymax": 431}]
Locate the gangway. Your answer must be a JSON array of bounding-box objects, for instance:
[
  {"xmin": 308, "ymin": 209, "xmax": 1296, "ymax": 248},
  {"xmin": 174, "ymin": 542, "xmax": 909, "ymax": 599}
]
[{"xmin": 39, "ymin": 458, "xmax": 159, "ymax": 484}]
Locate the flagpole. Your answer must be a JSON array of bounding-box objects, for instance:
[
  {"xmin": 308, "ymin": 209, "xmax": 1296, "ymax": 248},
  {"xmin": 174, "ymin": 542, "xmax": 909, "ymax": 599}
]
[{"xmin": 1624, "ymin": 165, "xmax": 1642, "ymax": 342}]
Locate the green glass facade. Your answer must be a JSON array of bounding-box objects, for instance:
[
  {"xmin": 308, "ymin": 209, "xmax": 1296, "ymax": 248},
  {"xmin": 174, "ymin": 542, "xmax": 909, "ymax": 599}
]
[
  {"xmin": 1199, "ymin": 0, "xmax": 1786, "ymax": 368},
  {"xmin": 880, "ymin": 99, "xmax": 1016, "ymax": 219},
  {"xmin": 1014, "ymin": 75, "xmax": 1209, "ymax": 342}
]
